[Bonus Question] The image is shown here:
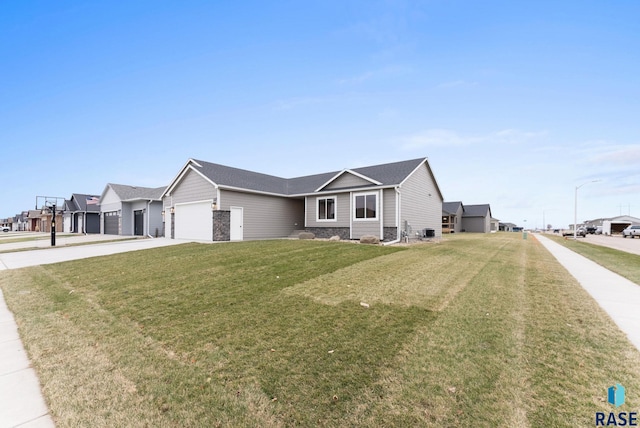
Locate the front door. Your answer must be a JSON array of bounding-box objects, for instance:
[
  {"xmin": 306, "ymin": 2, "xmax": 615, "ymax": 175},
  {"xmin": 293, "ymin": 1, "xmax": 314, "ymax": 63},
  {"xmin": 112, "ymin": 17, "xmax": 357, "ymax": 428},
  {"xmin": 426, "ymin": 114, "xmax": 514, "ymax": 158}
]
[
  {"xmin": 134, "ymin": 210, "xmax": 144, "ymax": 236},
  {"xmin": 230, "ymin": 207, "xmax": 243, "ymax": 241}
]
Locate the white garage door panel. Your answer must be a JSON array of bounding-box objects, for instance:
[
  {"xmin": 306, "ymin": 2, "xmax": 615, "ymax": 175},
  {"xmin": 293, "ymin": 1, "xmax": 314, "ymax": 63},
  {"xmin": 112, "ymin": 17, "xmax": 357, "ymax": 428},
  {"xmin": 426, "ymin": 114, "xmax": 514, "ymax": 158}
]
[{"xmin": 175, "ymin": 202, "xmax": 213, "ymax": 241}]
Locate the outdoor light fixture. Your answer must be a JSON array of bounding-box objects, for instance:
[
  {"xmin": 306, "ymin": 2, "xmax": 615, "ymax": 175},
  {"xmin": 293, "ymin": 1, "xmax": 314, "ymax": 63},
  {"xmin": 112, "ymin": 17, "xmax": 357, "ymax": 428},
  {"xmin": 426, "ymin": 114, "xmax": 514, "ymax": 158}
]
[
  {"xmin": 574, "ymin": 180, "xmax": 600, "ymax": 240},
  {"xmin": 170, "ymin": 207, "xmax": 175, "ymax": 214}
]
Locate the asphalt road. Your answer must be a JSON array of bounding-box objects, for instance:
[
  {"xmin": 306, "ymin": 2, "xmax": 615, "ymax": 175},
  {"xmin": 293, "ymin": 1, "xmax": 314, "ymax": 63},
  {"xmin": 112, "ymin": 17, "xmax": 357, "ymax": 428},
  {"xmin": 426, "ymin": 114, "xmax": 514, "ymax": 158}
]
[{"xmin": 542, "ymin": 232, "xmax": 640, "ymax": 256}]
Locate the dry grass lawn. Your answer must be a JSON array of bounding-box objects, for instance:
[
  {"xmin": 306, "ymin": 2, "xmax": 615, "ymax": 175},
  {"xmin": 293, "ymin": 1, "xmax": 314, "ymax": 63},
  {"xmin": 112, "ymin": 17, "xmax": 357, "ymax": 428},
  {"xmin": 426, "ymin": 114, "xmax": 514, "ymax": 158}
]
[{"xmin": 1, "ymin": 234, "xmax": 639, "ymax": 427}]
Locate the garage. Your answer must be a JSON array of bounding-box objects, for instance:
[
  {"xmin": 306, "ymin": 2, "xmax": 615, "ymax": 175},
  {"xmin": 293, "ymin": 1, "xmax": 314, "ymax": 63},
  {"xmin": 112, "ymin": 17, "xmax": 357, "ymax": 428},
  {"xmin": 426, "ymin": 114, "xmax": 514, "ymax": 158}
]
[
  {"xmin": 175, "ymin": 201, "xmax": 213, "ymax": 241},
  {"xmin": 104, "ymin": 211, "xmax": 119, "ymax": 235}
]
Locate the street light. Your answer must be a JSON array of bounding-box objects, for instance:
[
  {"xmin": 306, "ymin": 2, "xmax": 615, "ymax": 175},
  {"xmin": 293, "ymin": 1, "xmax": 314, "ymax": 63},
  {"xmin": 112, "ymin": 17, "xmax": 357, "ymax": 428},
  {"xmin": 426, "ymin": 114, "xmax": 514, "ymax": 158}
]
[{"xmin": 574, "ymin": 180, "xmax": 600, "ymax": 240}]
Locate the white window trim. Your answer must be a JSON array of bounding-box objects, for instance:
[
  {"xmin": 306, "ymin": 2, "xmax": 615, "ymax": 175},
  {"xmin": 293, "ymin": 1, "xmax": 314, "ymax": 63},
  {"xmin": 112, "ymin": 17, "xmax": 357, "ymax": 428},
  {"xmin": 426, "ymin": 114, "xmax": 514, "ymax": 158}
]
[
  {"xmin": 316, "ymin": 195, "xmax": 337, "ymax": 222},
  {"xmin": 353, "ymin": 192, "xmax": 379, "ymax": 222}
]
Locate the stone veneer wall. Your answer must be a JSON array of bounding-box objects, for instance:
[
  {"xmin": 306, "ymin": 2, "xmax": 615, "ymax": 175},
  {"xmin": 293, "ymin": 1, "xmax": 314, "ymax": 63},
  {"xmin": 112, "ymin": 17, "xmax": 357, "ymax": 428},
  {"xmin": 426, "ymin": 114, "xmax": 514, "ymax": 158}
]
[
  {"xmin": 305, "ymin": 227, "xmax": 350, "ymax": 240},
  {"xmin": 213, "ymin": 210, "xmax": 231, "ymax": 241},
  {"xmin": 305, "ymin": 227, "xmax": 398, "ymax": 241},
  {"xmin": 383, "ymin": 227, "xmax": 398, "ymax": 242}
]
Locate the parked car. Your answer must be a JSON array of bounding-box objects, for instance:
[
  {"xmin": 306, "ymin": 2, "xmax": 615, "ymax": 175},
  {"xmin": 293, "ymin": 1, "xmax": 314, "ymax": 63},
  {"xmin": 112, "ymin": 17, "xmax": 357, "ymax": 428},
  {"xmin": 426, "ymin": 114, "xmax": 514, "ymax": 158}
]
[
  {"xmin": 622, "ymin": 225, "xmax": 640, "ymax": 238},
  {"xmin": 586, "ymin": 226, "xmax": 597, "ymax": 234},
  {"xmin": 595, "ymin": 226, "xmax": 603, "ymax": 235},
  {"xmin": 1, "ymin": 226, "xmax": 9, "ymax": 232},
  {"xmin": 563, "ymin": 227, "xmax": 586, "ymax": 237}
]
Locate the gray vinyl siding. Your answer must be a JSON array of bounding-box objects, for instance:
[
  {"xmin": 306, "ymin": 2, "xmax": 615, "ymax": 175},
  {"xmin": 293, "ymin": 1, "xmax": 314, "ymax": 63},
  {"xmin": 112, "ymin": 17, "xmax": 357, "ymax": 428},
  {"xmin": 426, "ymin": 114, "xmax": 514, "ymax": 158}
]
[
  {"xmin": 166, "ymin": 169, "xmax": 217, "ymax": 209},
  {"xmin": 100, "ymin": 188, "xmax": 122, "ymax": 234},
  {"xmin": 454, "ymin": 206, "xmax": 463, "ymax": 233},
  {"xmin": 399, "ymin": 164, "xmax": 443, "ymax": 238},
  {"xmin": 220, "ymin": 190, "xmax": 304, "ymax": 239},
  {"xmin": 351, "ymin": 190, "xmax": 382, "ymax": 239},
  {"xmin": 305, "ymin": 193, "xmax": 350, "ymax": 228},
  {"xmin": 463, "ymin": 215, "xmax": 490, "ymax": 233},
  {"xmin": 324, "ymin": 173, "xmax": 371, "ymax": 190},
  {"xmin": 120, "ymin": 202, "xmax": 134, "ymax": 235},
  {"xmin": 383, "ymin": 188, "xmax": 397, "ymax": 228},
  {"xmin": 351, "ymin": 220, "xmax": 380, "ymax": 239},
  {"xmin": 148, "ymin": 202, "xmax": 164, "ymax": 237}
]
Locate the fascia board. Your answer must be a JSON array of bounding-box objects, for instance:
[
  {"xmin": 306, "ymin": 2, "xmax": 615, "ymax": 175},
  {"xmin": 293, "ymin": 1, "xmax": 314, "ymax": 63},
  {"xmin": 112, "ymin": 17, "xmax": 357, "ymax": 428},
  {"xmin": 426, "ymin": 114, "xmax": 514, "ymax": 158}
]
[
  {"xmin": 218, "ymin": 184, "xmax": 287, "ymax": 198},
  {"xmin": 314, "ymin": 169, "xmax": 382, "ymax": 193},
  {"xmin": 291, "ymin": 184, "xmax": 395, "ymax": 198},
  {"xmin": 163, "ymin": 161, "xmax": 217, "ymax": 197}
]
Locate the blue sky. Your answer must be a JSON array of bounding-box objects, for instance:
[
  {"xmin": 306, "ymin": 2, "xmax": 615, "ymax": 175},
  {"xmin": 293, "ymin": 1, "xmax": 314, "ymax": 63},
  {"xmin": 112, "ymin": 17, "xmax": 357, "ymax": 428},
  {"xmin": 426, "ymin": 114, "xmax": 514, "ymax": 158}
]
[{"xmin": 1, "ymin": 0, "xmax": 639, "ymax": 228}]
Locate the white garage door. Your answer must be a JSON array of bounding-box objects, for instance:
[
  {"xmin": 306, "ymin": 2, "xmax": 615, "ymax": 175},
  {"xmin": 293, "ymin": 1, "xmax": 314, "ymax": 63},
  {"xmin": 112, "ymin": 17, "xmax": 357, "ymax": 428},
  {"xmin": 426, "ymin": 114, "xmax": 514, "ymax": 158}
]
[{"xmin": 175, "ymin": 201, "xmax": 213, "ymax": 241}]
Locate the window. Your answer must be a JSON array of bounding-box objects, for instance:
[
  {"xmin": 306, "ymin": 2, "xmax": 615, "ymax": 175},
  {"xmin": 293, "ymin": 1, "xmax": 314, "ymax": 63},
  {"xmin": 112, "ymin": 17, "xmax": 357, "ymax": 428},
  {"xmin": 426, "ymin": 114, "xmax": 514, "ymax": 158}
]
[
  {"xmin": 317, "ymin": 197, "xmax": 336, "ymax": 221},
  {"xmin": 354, "ymin": 193, "xmax": 377, "ymax": 220}
]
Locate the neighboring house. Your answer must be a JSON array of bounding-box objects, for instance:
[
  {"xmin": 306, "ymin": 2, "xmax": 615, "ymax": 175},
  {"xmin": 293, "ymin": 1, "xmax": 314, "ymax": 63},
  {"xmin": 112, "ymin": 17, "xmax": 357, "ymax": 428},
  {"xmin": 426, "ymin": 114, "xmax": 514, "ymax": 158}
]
[
  {"xmin": 490, "ymin": 217, "xmax": 500, "ymax": 233},
  {"xmin": 442, "ymin": 201, "xmax": 464, "ymax": 234},
  {"xmin": 37, "ymin": 208, "xmax": 64, "ymax": 233},
  {"xmin": 499, "ymin": 222, "xmax": 517, "ymax": 232},
  {"xmin": 27, "ymin": 210, "xmax": 41, "ymax": 231},
  {"xmin": 162, "ymin": 157, "xmax": 443, "ymax": 242},
  {"xmin": 12, "ymin": 212, "xmax": 28, "ymax": 231},
  {"xmin": 461, "ymin": 204, "xmax": 493, "ymax": 233},
  {"xmin": 99, "ymin": 184, "xmax": 166, "ymax": 237},
  {"xmin": 63, "ymin": 194, "xmax": 101, "ymax": 233}
]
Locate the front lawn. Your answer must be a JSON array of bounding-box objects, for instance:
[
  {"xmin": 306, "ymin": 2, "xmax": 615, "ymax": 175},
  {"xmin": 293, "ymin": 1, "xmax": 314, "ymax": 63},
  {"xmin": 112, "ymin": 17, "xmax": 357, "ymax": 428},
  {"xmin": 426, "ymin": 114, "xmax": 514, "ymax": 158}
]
[{"xmin": 1, "ymin": 235, "xmax": 639, "ymax": 427}]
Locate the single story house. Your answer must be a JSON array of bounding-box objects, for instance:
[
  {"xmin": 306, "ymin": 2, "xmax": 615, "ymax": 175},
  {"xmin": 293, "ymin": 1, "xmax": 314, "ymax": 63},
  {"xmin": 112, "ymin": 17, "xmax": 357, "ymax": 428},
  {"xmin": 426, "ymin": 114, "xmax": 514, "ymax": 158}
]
[
  {"xmin": 499, "ymin": 222, "xmax": 517, "ymax": 232},
  {"xmin": 461, "ymin": 204, "xmax": 494, "ymax": 233},
  {"xmin": 161, "ymin": 157, "xmax": 444, "ymax": 242},
  {"xmin": 26, "ymin": 210, "xmax": 41, "ymax": 232},
  {"xmin": 99, "ymin": 183, "xmax": 165, "ymax": 237},
  {"xmin": 63, "ymin": 193, "xmax": 101, "ymax": 234}
]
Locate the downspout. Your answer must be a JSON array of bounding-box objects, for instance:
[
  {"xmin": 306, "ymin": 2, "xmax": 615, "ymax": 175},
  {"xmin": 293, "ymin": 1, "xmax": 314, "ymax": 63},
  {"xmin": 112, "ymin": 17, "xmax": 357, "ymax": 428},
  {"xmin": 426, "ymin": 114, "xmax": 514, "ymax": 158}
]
[{"xmin": 383, "ymin": 186, "xmax": 402, "ymax": 246}]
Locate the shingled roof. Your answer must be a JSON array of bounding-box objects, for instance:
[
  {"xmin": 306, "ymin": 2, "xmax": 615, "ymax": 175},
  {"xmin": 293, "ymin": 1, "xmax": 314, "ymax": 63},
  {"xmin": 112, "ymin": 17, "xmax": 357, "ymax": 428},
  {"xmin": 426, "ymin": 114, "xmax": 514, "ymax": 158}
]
[
  {"xmin": 462, "ymin": 204, "xmax": 492, "ymax": 217},
  {"xmin": 107, "ymin": 184, "xmax": 166, "ymax": 201},
  {"xmin": 183, "ymin": 157, "xmax": 430, "ymax": 196},
  {"xmin": 66, "ymin": 193, "xmax": 101, "ymax": 212},
  {"xmin": 443, "ymin": 201, "xmax": 464, "ymax": 215}
]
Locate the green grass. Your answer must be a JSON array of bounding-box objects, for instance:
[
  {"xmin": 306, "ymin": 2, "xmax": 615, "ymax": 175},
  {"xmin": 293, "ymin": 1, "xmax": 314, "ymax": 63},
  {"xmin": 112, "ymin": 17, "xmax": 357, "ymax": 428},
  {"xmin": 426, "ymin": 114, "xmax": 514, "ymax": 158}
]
[
  {"xmin": 1, "ymin": 235, "xmax": 639, "ymax": 427},
  {"xmin": 545, "ymin": 234, "xmax": 640, "ymax": 285}
]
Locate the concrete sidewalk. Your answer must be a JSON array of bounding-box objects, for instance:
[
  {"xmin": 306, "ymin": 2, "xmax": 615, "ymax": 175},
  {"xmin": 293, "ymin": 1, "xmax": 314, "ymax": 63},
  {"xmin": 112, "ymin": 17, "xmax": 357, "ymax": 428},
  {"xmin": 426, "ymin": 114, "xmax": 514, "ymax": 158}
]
[
  {"xmin": 536, "ymin": 234, "xmax": 640, "ymax": 352},
  {"xmin": 0, "ymin": 237, "xmax": 186, "ymax": 427},
  {"xmin": 1, "ymin": 289, "xmax": 54, "ymax": 427}
]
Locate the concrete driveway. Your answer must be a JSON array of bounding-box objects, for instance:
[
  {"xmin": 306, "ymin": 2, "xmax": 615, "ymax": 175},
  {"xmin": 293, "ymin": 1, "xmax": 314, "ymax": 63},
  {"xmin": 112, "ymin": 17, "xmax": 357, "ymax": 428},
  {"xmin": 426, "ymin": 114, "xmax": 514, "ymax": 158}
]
[{"xmin": 0, "ymin": 236, "xmax": 185, "ymax": 270}]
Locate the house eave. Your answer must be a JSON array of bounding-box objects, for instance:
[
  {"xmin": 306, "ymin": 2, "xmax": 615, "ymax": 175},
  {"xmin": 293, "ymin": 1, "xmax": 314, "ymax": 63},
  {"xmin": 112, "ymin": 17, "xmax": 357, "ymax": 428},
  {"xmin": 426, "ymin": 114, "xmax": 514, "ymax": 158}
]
[
  {"xmin": 314, "ymin": 169, "xmax": 383, "ymax": 193},
  {"xmin": 163, "ymin": 161, "xmax": 218, "ymax": 197}
]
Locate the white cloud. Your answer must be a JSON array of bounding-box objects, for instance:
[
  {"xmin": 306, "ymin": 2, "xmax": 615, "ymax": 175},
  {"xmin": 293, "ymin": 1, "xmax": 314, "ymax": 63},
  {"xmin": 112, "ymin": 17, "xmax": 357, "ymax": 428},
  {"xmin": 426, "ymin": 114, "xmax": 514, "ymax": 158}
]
[{"xmin": 584, "ymin": 144, "xmax": 640, "ymax": 166}]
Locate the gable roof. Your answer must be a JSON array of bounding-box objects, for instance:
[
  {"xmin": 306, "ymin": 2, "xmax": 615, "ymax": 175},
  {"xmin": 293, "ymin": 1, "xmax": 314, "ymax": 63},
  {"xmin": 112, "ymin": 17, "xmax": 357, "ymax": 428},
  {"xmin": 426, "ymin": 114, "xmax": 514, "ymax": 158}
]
[
  {"xmin": 462, "ymin": 204, "xmax": 492, "ymax": 218},
  {"xmin": 164, "ymin": 157, "xmax": 439, "ymax": 198},
  {"xmin": 104, "ymin": 184, "xmax": 166, "ymax": 202},
  {"xmin": 66, "ymin": 193, "xmax": 101, "ymax": 212},
  {"xmin": 443, "ymin": 201, "xmax": 464, "ymax": 215}
]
